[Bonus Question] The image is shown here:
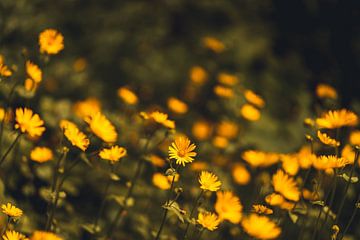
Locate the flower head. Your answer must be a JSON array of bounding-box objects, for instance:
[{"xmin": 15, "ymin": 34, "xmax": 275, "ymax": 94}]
[
  {"xmin": 73, "ymin": 98, "xmax": 101, "ymax": 119},
  {"xmin": 217, "ymin": 73, "xmax": 238, "ymax": 86},
  {"xmin": 0, "ymin": 63, "xmax": 12, "ymax": 77},
  {"xmin": 190, "ymin": 66, "xmax": 208, "ymax": 84},
  {"xmin": 2, "ymin": 230, "xmax": 28, "ymax": 240},
  {"xmin": 30, "ymin": 147, "xmax": 53, "ymax": 163},
  {"xmin": 1, "ymin": 203, "xmax": 23, "ymax": 218},
  {"xmin": 216, "ymin": 121, "xmax": 238, "ymax": 139},
  {"xmin": 232, "ymin": 164, "xmax": 251, "ymax": 185},
  {"xmin": 350, "ymin": 130, "xmax": 360, "ymax": 146},
  {"xmin": 313, "ymin": 155, "xmax": 350, "ymax": 170},
  {"xmin": 140, "ymin": 111, "xmax": 175, "ymax": 129},
  {"xmin": 242, "ymin": 150, "xmax": 279, "ymax": 168},
  {"xmin": 26, "ymin": 61, "xmax": 42, "ymax": 83},
  {"xmin": 215, "ymin": 191, "xmax": 243, "ymax": 224},
  {"xmin": 30, "ymin": 231, "xmax": 62, "ymax": 240},
  {"xmin": 85, "ymin": 112, "xmax": 117, "ymax": 143},
  {"xmin": 60, "ymin": 120, "xmax": 90, "ymax": 151},
  {"xmin": 244, "ymin": 90, "xmax": 265, "ymax": 108},
  {"xmin": 241, "ymin": 214, "xmax": 281, "ymax": 239},
  {"xmin": 152, "ymin": 173, "xmax": 171, "ymax": 190},
  {"xmin": 168, "ymin": 137, "xmax": 196, "ymax": 166},
  {"xmin": 167, "ymin": 97, "xmax": 188, "ymax": 114},
  {"xmin": 316, "ymin": 84, "xmax": 337, "ymax": 99},
  {"xmin": 192, "ymin": 120, "xmax": 212, "ymax": 141},
  {"xmin": 316, "ymin": 109, "xmax": 358, "ymax": 129},
  {"xmin": 240, "ymin": 104, "xmax": 261, "ymax": 121},
  {"xmin": 199, "ymin": 171, "xmax": 221, "ymax": 192},
  {"xmin": 214, "ymin": 85, "xmax": 234, "ymax": 98},
  {"xmin": 202, "ymin": 37, "xmax": 225, "ymax": 53},
  {"xmin": 317, "ymin": 131, "xmax": 340, "ymax": 147},
  {"xmin": 272, "ymin": 169, "xmax": 300, "ymax": 202},
  {"xmin": 39, "ymin": 29, "xmax": 64, "ymax": 54},
  {"xmin": 117, "ymin": 87, "xmax": 138, "ymax": 105},
  {"xmin": 252, "ymin": 204, "xmax": 273, "ymax": 215},
  {"xmin": 99, "ymin": 145, "xmax": 127, "ymax": 163},
  {"xmin": 15, "ymin": 108, "xmax": 45, "ymax": 137},
  {"xmin": 197, "ymin": 212, "xmax": 220, "ymax": 231}
]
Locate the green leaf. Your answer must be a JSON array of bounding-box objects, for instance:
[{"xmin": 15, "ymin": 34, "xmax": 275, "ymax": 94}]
[
  {"xmin": 163, "ymin": 201, "xmax": 186, "ymax": 223},
  {"xmin": 311, "ymin": 200, "xmax": 324, "ymax": 206},
  {"xmin": 339, "ymin": 173, "xmax": 358, "ymax": 183},
  {"xmin": 288, "ymin": 211, "xmax": 299, "ymax": 223},
  {"xmin": 81, "ymin": 223, "xmax": 99, "ymax": 234},
  {"xmin": 109, "ymin": 173, "xmax": 120, "ymax": 181}
]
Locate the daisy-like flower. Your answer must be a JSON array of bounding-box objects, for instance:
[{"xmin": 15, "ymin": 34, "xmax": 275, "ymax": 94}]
[
  {"xmin": 1, "ymin": 203, "xmax": 23, "ymax": 218},
  {"xmin": 117, "ymin": 87, "xmax": 138, "ymax": 105},
  {"xmin": 272, "ymin": 169, "xmax": 300, "ymax": 202},
  {"xmin": 140, "ymin": 111, "xmax": 175, "ymax": 129},
  {"xmin": 215, "ymin": 191, "xmax": 243, "ymax": 224},
  {"xmin": 232, "ymin": 164, "xmax": 251, "ymax": 185},
  {"xmin": 60, "ymin": 120, "xmax": 90, "ymax": 151},
  {"xmin": 73, "ymin": 98, "xmax": 101, "ymax": 119},
  {"xmin": 241, "ymin": 214, "xmax": 281, "ymax": 240},
  {"xmin": 2, "ymin": 230, "xmax": 28, "ymax": 240},
  {"xmin": 313, "ymin": 155, "xmax": 350, "ymax": 170},
  {"xmin": 252, "ymin": 204, "xmax": 273, "ymax": 215},
  {"xmin": 316, "ymin": 109, "xmax": 358, "ymax": 129},
  {"xmin": 30, "ymin": 231, "xmax": 62, "ymax": 240},
  {"xmin": 168, "ymin": 137, "xmax": 196, "ymax": 166},
  {"xmin": 265, "ymin": 193, "xmax": 285, "ymax": 206},
  {"xmin": 85, "ymin": 112, "xmax": 117, "ymax": 143},
  {"xmin": 30, "ymin": 147, "xmax": 53, "ymax": 163},
  {"xmin": 167, "ymin": 97, "xmax": 188, "ymax": 114},
  {"xmin": 316, "ymin": 84, "xmax": 337, "ymax": 99},
  {"xmin": 240, "ymin": 104, "xmax": 261, "ymax": 121},
  {"xmin": 214, "ymin": 85, "xmax": 234, "ymax": 98},
  {"xmin": 202, "ymin": 37, "xmax": 225, "ymax": 53},
  {"xmin": 197, "ymin": 212, "xmax": 220, "ymax": 231},
  {"xmin": 242, "ymin": 150, "xmax": 279, "ymax": 168},
  {"xmin": 152, "ymin": 173, "xmax": 171, "ymax": 190},
  {"xmin": 26, "ymin": 61, "xmax": 42, "ymax": 83},
  {"xmin": 217, "ymin": 73, "xmax": 238, "ymax": 86},
  {"xmin": 190, "ymin": 66, "xmax": 208, "ymax": 84},
  {"xmin": 349, "ymin": 130, "xmax": 360, "ymax": 146},
  {"xmin": 99, "ymin": 145, "xmax": 127, "ymax": 163},
  {"xmin": 317, "ymin": 131, "xmax": 340, "ymax": 147},
  {"xmin": 216, "ymin": 121, "xmax": 238, "ymax": 139},
  {"xmin": 244, "ymin": 90, "xmax": 265, "ymax": 108},
  {"xmin": 39, "ymin": 29, "xmax": 64, "ymax": 55},
  {"xmin": 15, "ymin": 108, "xmax": 45, "ymax": 137},
  {"xmin": 0, "ymin": 63, "xmax": 12, "ymax": 77},
  {"xmin": 198, "ymin": 171, "xmax": 221, "ymax": 192}
]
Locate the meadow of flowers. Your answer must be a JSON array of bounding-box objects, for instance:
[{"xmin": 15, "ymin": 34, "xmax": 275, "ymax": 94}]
[{"xmin": 0, "ymin": 2, "xmax": 360, "ymax": 240}]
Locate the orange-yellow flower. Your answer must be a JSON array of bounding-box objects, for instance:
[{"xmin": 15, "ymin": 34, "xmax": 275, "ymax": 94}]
[
  {"xmin": 30, "ymin": 231, "xmax": 62, "ymax": 240},
  {"xmin": 39, "ymin": 29, "xmax": 64, "ymax": 54},
  {"xmin": 26, "ymin": 61, "xmax": 42, "ymax": 83},
  {"xmin": 280, "ymin": 154, "xmax": 299, "ymax": 176},
  {"xmin": 216, "ymin": 121, "xmax": 238, "ymax": 139},
  {"xmin": 117, "ymin": 87, "xmax": 138, "ymax": 105},
  {"xmin": 272, "ymin": 169, "xmax": 300, "ymax": 202},
  {"xmin": 313, "ymin": 155, "xmax": 350, "ymax": 170},
  {"xmin": 190, "ymin": 66, "xmax": 208, "ymax": 84},
  {"xmin": 265, "ymin": 193, "xmax": 285, "ymax": 206},
  {"xmin": 202, "ymin": 37, "xmax": 225, "ymax": 53},
  {"xmin": 317, "ymin": 131, "xmax": 340, "ymax": 147},
  {"xmin": 349, "ymin": 130, "xmax": 360, "ymax": 146},
  {"xmin": 152, "ymin": 173, "xmax": 171, "ymax": 190},
  {"xmin": 60, "ymin": 120, "xmax": 90, "ymax": 151},
  {"xmin": 244, "ymin": 90, "xmax": 265, "ymax": 108},
  {"xmin": 15, "ymin": 108, "xmax": 45, "ymax": 137},
  {"xmin": 2, "ymin": 230, "xmax": 27, "ymax": 240},
  {"xmin": 232, "ymin": 164, "xmax": 251, "ymax": 185},
  {"xmin": 241, "ymin": 214, "xmax": 281, "ymax": 239},
  {"xmin": 99, "ymin": 145, "xmax": 127, "ymax": 163},
  {"xmin": 252, "ymin": 204, "xmax": 273, "ymax": 215},
  {"xmin": 316, "ymin": 109, "xmax": 358, "ymax": 129},
  {"xmin": 167, "ymin": 97, "xmax": 188, "ymax": 114},
  {"xmin": 192, "ymin": 120, "xmax": 212, "ymax": 141},
  {"xmin": 30, "ymin": 147, "xmax": 53, "ymax": 163},
  {"xmin": 0, "ymin": 63, "xmax": 12, "ymax": 77},
  {"xmin": 242, "ymin": 150, "xmax": 279, "ymax": 168},
  {"xmin": 148, "ymin": 154, "xmax": 166, "ymax": 167},
  {"xmin": 1, "ymin": 203, "xmax": 23, "ymax": 218},
  {"xmin": 199, "ymin": 171, "xmax": 221, "ymax": 192},
  {"xmin": 73, "ymin": 98, "xmax": 101, "ymax": 119},
  {"xmin": 85, "ymin": 112, "xmax": 117, "ymax": 143},
  {"xmin": 214, "ymin": 85, "xmax": 234, "ymax": 98},
  {"xmin": 197, "ymin": 212, "xmax": 220, "ymax": 231},
  {"xmin": 140, "ymin": 111, "xmax": 175, "ymax": 129},
  {"xmin": 217, "ymin": 73, "xmax": 238, "ymax": 86},
  {"xmin": 240, "ymin": 104, "xmax": 261, "ymax": 121},
  {"xmin": 215, "ymin": 191, "xmax": 243, "ymax": 224},
  {"xmin": 168, "ymin": 137, "xmax": 196, "ymax": 166},
  {"xmin": 316, "ymin": 84, "xmax": 337, "ymax": 99}
]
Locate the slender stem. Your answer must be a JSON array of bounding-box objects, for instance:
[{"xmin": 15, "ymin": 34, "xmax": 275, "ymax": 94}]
[
  {"xmin": 197, "ymin": 229, "xmax": 205, "ymax": 240},
  {"xmin": 0, "ymin": 132, "xmax": 21, "ymax": 167},
  {"xmin": 182, "ymin": 190, "xmax": 204, "ymax": 240},
  {"xmin": 310, "ymin": 172, "xmax": 326, "ymax": 240},
  {"xmin": 339, "ymin": 193, "xmax": 360, "ymax": 240},
  {"xmin": 1, "ymin": 216, "xmax": 10, "ymax": 235}
]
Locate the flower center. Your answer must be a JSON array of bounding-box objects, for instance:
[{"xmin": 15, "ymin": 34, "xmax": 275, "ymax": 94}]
[{"xmin": 178, "ymin": 150, "xmax": 186, "ymax": 157}]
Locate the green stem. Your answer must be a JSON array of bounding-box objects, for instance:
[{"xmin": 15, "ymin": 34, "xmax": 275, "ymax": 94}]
[
  {"xmin": 0, "ymin": 132, "xmax": 21, "ymax": 167},
  {"xmin": 310, "ymin": 172, "xmax": 326, "ymax": 240},
  {"xmin": 197, "ymin": 228, "xmax": 205, "ymax": 240},
  {"xmin": 182, "ymin": 189, "xmax": 204, "ymax": 240},
  {"xmin": 339, "ymin": 193, "xmax": 360, "ymax": 240}
]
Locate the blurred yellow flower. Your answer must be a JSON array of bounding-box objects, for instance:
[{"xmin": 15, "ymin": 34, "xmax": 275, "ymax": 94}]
[
  {"xmin": 202, "ymin": 37, "xmax": 225, "ymax": 53},
  {"xmin": 140, "ymin": 111, "xmax": 175, "ymax": 129},
  {"xmin": 0, "ymin": 108, "xmax": 12, "ymax": 123},
  {"xmin": 39, "ymin": 29, "xmax": 64, "ymax": 54},
  {"xmin": 316, "ymin": 109, "xmax": 358, "ymax": 129},
  {"xmin": 26, "ymin": 61, "xmax": 42, "ymax": 83},
  {"xmin": 215, "ymin": 191, "xmax": 243, "ymax": 224},
  {"xmin": 99, "ymin": 145, "xmax": 127, "ymax": 163},
  {"xmin": 1, "ymin": 203, "xmax": 23, "ymax": 218},
  {"xmin": 232, "ymin": 164, "xmax": 250, "ymax": 185},
  {"xmin": 73, "ymin": 98, "xmax": 101, "ymax": 119},
  {"xmin": 60, "ymin": 120, "xmax": 90, "ymax": 151},
  {"xmin": 302, "ymin": 189, "xmax": 319, "ymax": 201},
  {"xmin": 152, "ymin": 173, "xmax": 171, "ymax": 190},
  {"xmin": 24, "ymin": 78, "xmax": 37, "ymax": 92},
  {"xmin": 190, "ymin": 161, "xmax": 208, "ymax": 171},
  {"xmin": 199, "ymin": 171, "xmax": 221, "ymax": 192},
  {"xmin": 30, "ymin": 231, "xmax": 62, "ymax": 240},
  {"xmin": 341, "ymin": 145, "xmax": 357, "ymax": 166},
  {"xmin": 217, "ymin": 73, "xmax": 238, "ymax": 86},
  {"xmin": 313, "ymin": 155, "xmax": 350, "ymax": 170},
  {"xmin": 241, "ymin": 214, "xmax": 281, "ymax": 240},
  {"xmin": 297, "ymin": 146, "xmax": 315, "ymax": 169},
  {"xmin": 252, "ymin": 204, "xmax": 273, "ymax": 215},
  {"xmin": 272, "ymin": 169, "xmax": 300, "ymax": 202},
  {"xmin": 117, "ymin": 87, "xmax": 138, "ymax": 105},
  {"xmin": 148, "ymin": 154, "xmax": 166, "ymax": 167},
  {"xmin": 192, "ymin": 120, "xmax": 212, "ymax": 141},
  {"xmin": 169, "ymin": 136, "xmax": 196, "ymax": 166},
  {"xmin": 190, "ymin": 66, "xmax": 208, "ymax": 84},
  {"xmin": 242, "ymin": 150, "xmax": 279, "ymax": 168},
  {"xmin": 2, "ymin": 230, "xmax": 27, "ymax": 240},
  {"xmin": 216, "ymin": 121, "xmax": 238, "ymax": 139},
  {"xmin": 197, "ymin": 212, "xmax": 220, "ymax": 231},
  {"xmin": 30, "ymin": 147, "xmax": 53, "ymax": 163},
  {"xmin": 240, "ymin": 104, "xmax": 261, "ymax": 121},
  {"xmin": 0, "ymin": 63, "xmax": 12, "ymax": 77},
  {"xmin": 280, "ymin": 154, "xmax": 299, "ymax": 176},
  {"xmin": 167, "ymin": 97, "xmax": 188, "ymax": 114},
  {"xmin": 265, "ymin": 193, "xmax": 285, "ymax": 206},
  {"xmin": 214, "ymin": 85, "xmax": 234, "ymax": 98},
  {"xmin": 244, "ymin": 90, "xmax": 265, "ymax": 108},
  {"xmin": 212, "ymin": 136, "xmax": 229, "ymax": 149},
  {"xmin": 316, "ymin": 83, "xmax": 337, "ymax": 99},
  {"xmin": 317, "ymin": 130, "xmax": 340, "ymax": 147},
  {"xmin": 304, "ymin": 118, "xmax": 315, "ymax": 127},
  {"xmin": 15, "ymin": 108, "xmax": 45, "ymax": 137},
  {"xmin": 85, "ymin": 112, "xmax": 117, "ymax": 143},
  {"xmin": 349, "ymin": 130, "xmax": 360, "ymax": 146}
]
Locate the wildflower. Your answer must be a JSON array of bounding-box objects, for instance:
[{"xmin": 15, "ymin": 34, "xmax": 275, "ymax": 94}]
[
  {"xmin": 26, "ymin": 61, "xmax": 42, "ymax": 83},
  {"xmin": 202, "ymin": 37, "xmax": 225, "ymax": 53},
  {"xmin": 241, "ymin": 214, "xmax": 281, "ymax": 239},
  {"xmin": 199, "ymin": 171, "xmax": 221, "ymax": 192},
  {"xmin": 331, "ymin": 225, "xmax": 340, "ymax": 240},
  {"xmin": 313, "ymin": 155, "xmax": 350, "ymax": 170},
  {"xmin": 197, "ymin": 212, "xmax": 220, "ymax": 231},
  {"xmin": 297, "ymin": 146, "xmax": 315, "ymax": 169},
  {"xmin": 192, "ymin": 120, "xmax": 212, "ymax": 141},
  {"xmin": 349, "ymin": 130, "xmax": 360, "ymax": 146},
  {"xmin": 302, "ymin": 189, "xmax": 319, "ymax": 201},
  {"xmin": 316, "ymin": 109, "xmax": 358, "ymax": 129},
  {"xmin": 0, "ymin": 63, "xmax": 12, "ymax": 77},
  {"xmin": 317, "ymin": 131, "xmax": 340, "ymax": 147},
  {"xmin": 240, "ymin": 104, "xmax": 261, "ymax": 121},
  {"xmin": 215, "ymin": 191, "xmax": 243, "ymax": 224},
  {"xmin": 341, "ymin": 145, "xmax": 356, "ymax": 165},
  {"xmin": 214, "ymin": 85, "xmax": 234, "ymax": 98},
  {"xmin": 265, "ymin": 193, "xmax": 285, "ymax": 206},
  {"xmin": 152, "ymin": 173, "xmax": 171, "ymax": 190},
  {"xmin": 168, "ymin": 137, "xmax": 196, "ymax": 166},
  {"xmin": 212, "ymin": 136, "xmax": 229, "ymax": 149},
  {"xmin": 73, "ymin": 98, "xmax": 101, "ymax": 119},
  {"xmin": 99, "ymin": 145, "xmax": 127, "ymax": 163},
  {"xmin": 190, "ymin": 66, "xmax": 208, "ymax": 84},
  {"xmin": 15, "ymin": 108, "xmax": 45, "ymax": 137},
  {"xmin": 316, "ymin": 84, "xmax": 337, "ymax": 99},
  {"xmin": 39, "ymin": 29, "xmax": 64, "ymax": 54},
  {"xmin": 217, "ymin": 73, "xmax": 238, "ymax": 86},
  {"xmin": 1, "ymin": 203, "xmax": 23, "ymax": 218},
  {"xmin": 244, "ymin": 90, "xmax": 265, "ymax": 108},
  {"xmin": 252, "ymin": 205, "xmax": 273, "ymax": 215},
  {"xmin": 2, "ymin": 230, "xmax": 27, "ymax": 240},
  {"xmin": 167, "ymin": 97, "xmax": 188, "ymax": 114},
  {"xmin": 216, "ymin": 121, "xmax": 238, "ymax": 139},
  {"xmin": 272, "ymin": 169, "xmax": 300, "ymax": 202},
  {"xmin": 148, "ymin": 154, "xmax": 166, "ymax": 167},
  {"xmin": 60, "ymin": 120, "xmax": 90, "ymax": 151},
  {"xmin": 30, "ymin": 231, "xmax": 62, "ymax": 240},
  {"xmin": 232, "ymin": 164, "xmax": 251, "ymax": 185},
  {"xmin": 140, "ymin": 111, "xmax": 175, "ymax": 129},
  {"xmin": 30, "ymin": 147, "xmax": 53, "ymax": 163},
  {"xmin": 304, "ymin": 118, "xmax": 315, "ymax": 127},
  {"xmin": 24, "ymin": 78, "xmax": 37, "ymax": 92},
  {"xmin": 117, "ymin": 87, "xmax": 138, "ymax": 105},
  {"xmin": 0, "ymin": 108, "xmax": 12, "ymax": 123},
  {"xmin": 190, "ymin": 161, "xmax": 208, "ymax": 171},
  {"xmin": 280, "ymin": 154, "xmax": 299, "ymax": 176},
  {"xmin": 242, "ymin": 150, "xmax": 279, "ymax": 168},
  {"xmin": 85, "ymin": 112, "xmax": 117, "ymax": 143}
]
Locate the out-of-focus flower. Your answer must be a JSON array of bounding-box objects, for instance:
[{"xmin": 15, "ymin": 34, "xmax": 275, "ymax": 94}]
[
  {"xmin": 316, "ymin": 84, "xmax": 337, "ymax": 99},
  {"xmin": 197, "ymin": 212, "xmax": 220, "ymax": 231},
  {"xmin": 2, "ymin": 230, "xmax": 27, "ymax": 240},
  {"xmin": 140, "ymin": 111, "xmax": 175, "ymax": 129},
  {"xmin": 341, "ymin": 145, "xmax": 357, "ymax": 166},
  {"xmin": 265, "ymin": 193, "xmax": 285, "ymax": 206},
  {"xmin": 241, "ymin": 214, "xmax": 281, "ymax": 240},
  {"xmin": 24, "ymin": 78, "xmax": 37, "ymax": 92},
  {"xmin": 39, "ymin": 29, "xmax": 64, "ymax": 54},
  {"xmin": 313, "ymin": 155, "xmax": 350, "ymax": 170},
  {"xmin": 26, "ymin": 61, "xmax": 42, "ymax": 83},
  {"xmin": 190, "ymin": 161, "xmax": 208, "ymax": 171},
  {"xmin": 216, "ymin": 121, "xmax": 238, "ymax": 139},
  {"xmin": 349, "ymin": 130, "xmax": 360, "ymax": 146},
  {"xmin": 169, "ymin": 137, "xmax": 196, "ymax": 166},
  {"xmin": 317, "ymin": 131, "xmax": 340, "ymax": 147},
  {"xmin": 73, "ymin": 98, "xmax": 101, "ymax": 119},
  {"xmin": 15, "ymin": 108, "xmax": 45, "ymax": 137},
  {"xmin": 252, "ymin": 205, "xmax": 273, "ymax": 215},
  {"xmin": 190, "ymin": 66, "xmax": 208, "ymax": 84},
  {"xmin": 281, "ymin": 154, "xmax": 299, "ymax": 176},
  {"xmin": 199, "ymin": 171, "xmax": 221, "ymax": 192},
  {"xmin": 0, "ymin": 63, "xmax": 12, "ymax": 77},
  {"xmin": 73, "ymin": 58, "xmax": 87, "ymax": 72},
  {"xmin": 148, "ymin": 154, "xmax": 166, "ymax": 167},
  {"xmin": 302, "ymin": 189, "xmax": 319, "ymax": 201},
  {"xmin": 240, "ymin": 104, "xmax": 261, "ymax": 121},
  {"xmin": 304, "ymin": 118, "xmax": 315, "ymax": 127},
  {"xmin": 297, "ymin": 146, "xmax": 315, "ymax": 169},
  {"xmin": 60, "ymin": 120, "xmax": 90, "ymax": 151},
  {"xmin": 272, "ymin": 169, "xmax": 300, "ymax": 202},
  {"xmin": 0, "ymin": 108, "xmax": 12, "ymax": 123},
  {"xmin": 244, "ymin": 90, "xmax": 265, "ymax": 108},
  {"xmin": 331, "ymin": 225, "xmax": 340, "ymax": 240},
  {"xmin": 192, "ymin": 120, "xmax": 212, "ymax": 141},
  {"xmin": 30, "ymin": 231, "xmax": 62, "ymax": 240},
  {"xmin": 214, "ymin": 85, "xmax": 234, "ymax": 98},
  {"xmin": 215, "ymin": 191, "xmax": 243, "ymax": 224},
  {"xmin": 316, "ymin": 109, "xmax": 358, "ymax": 129},
  {"xmin": 167, "ymin": 97, "xmax": 188, "ymax": 114},
  {"xmin": 202, "ymin": 37, "xmax": 225, "ymax": 53},
  {"xmin": 152, "ymin": 173, "xmax": 171, "ymax": 190},
  {"xmin": 99, "ymin": 146, "xmax": 127, "ymax": 163},
  {"xmin": 85, "ymin": 112, "xmax": 117, "ymax": 143},
  {"xmin": 30, "ymin": 147, "xmax": 53, "ymax": 163},
  {"xmin": 232, "ymin": 164, "xmax": 251, "ymax": 185},
  {"xmin": 117, "ymin": 87, "xmax": 138, "ymax": 105},
  {"xmin": 1, "ymin": 203, "xmax": 23, "ymax": 218},
  {"xmin": 212, "ymin": 136, "xmax": 229, "ymax": 149},
  {"xmin": 242, "ymin": 150, "xmax": 279, "ymax": 168},
  {"xmin": 217, "ymin": 73, "xmax": 238, "ymax": 86}
]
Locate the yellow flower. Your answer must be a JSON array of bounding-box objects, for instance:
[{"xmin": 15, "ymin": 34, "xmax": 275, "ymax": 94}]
[
  {"xmin": 214, "ymin": 85, "xmax": 234, "ymax": 98},
  {"xmin": 26, "ymin": 61, "xmax": 42, "ymax": 83},
  {"xmin": 192, "ymin": 120, "xmax": 212, "ymax": 141},
  {"xmin": 30, "ymin": 147, "xmax": 53, "ymax": 163},
  {"xmin": 60, "ymin": 120, "xmax": 90, "ymax": 151},
  {"xmin": 240, "ymin": 104, "xmax": 261, "ymax": 121},
  {"xmin": 140, "ymin": 111, "xmax": 175, "ymax": 129},
  {"xmin": 190, "ymin": 161, "xmax": 208, "ymax": 171},
  {"xmin": 1, "ymin": 203, "xmax": 23, "ymax": 218},
  {"xmin": 217, "ymin": 73, "xmax": 238, "ymax": 86},
  {"xmin": 316, "ymin": 109, "xmax": 358, "ymax": 129},
  {"xmin": 341, "ymin": 145, "xmax": 356, "ymax": 165},
  {"xmin": 39, "ymin": 29, "xmax": 64, "ymax": 54},
  {"xmin": 148, "ymin": 154, "xmax": 166, "ymax": 167},
  {"xmin": 280, "ymin": 154, "xmax": 299, "ymax": 176},
  {"xmin": 85, "ymin": 112, "xmax": 117, "ymax": 143},
  {"xmin": 232, "ymin": 164, "xmax": 251, "ymax": 185},
  {"xmin": 152, "ymin": 173, "xmax": 171, "ymax": 190},
  {"xmin": 167, "ymin": 97, "xmax": 188, "ymax": 114},
  {"xmin": 202, "ymin": 37, "xmax": 225, "ymax": 53},
  {"xmin": 272, "ymin": 169, "xmax": 300, "ymax": 202},
  {"xmin": 244, "ymin": 90, "xmax": 265, "ymax": 108},
  {"xmin": 190, "ymin": 66, "xmax": 208, "ymax": 84},
  {"xmin": 304, "ymin": 118, "xmax": 315, "ymax": 127},
  {"xmin": 168, "ymin": 137, "xmax": 196, "ymax": 166},
  {"xmin": 30, "ymin": 231, "xmax": 62, "ymax": 240},
  {"xmin": 241, "ymin": 214, "xmax": 281, "ymax": 240},
  {"xmin": 24, "ymin": 79, "xmax": 37, "ymax": 92},
  {"xmin": 216, "ymin": 121, "xmax": 238, "ymax": 139},
  {"xmin": 316, "ymin": 83, "xmax": 337, "ymax": 99},
  {"xmin": 0, "ymin": 63, "xmax": 12, "ymax": 77},
  {"xmin": 117, "ymin": 87, "xmax": 138, "ymax": 105},
  {"xmin": 197, "ymin": 212, "xmax": 220, "ymax": 231},
  {"xmin": 0, "ymin": 108, "xmax": 12, "ymax": 123},
  {"xmin": 313, "ymin": 155, "xmax": 350, "ymax": 170},
  {"xmin": 15, "ymin": 108, "xmax": 45, "ymax": 137},
  {"xmin": 265, "ymin": 193, "xmax": 285, "ymax": 206},
  {"xmin": 2, "ymin": 230, "xmax": 27, "ymax": 240},
  {"xmin": 349, "ymin": 130, "xmax": 360, "ymax": 146},
  {"xmin": 317, "ymin": 131, "xmax": 340, "ymax": 147},
  {"xmin": 73, "ymin": 98, "xmax": 101, "ymax": 119},
  {"xmin": 212, "ymin": 136, "xmax": 229, "ymax": 149},
  {"xmin": 215, "ymin": 191, "xmax": 243, "ymax": 224},
  {"xmin": 297, "ymin": 146, "xmax": 316, "ymax": 169},
  {"xmin": 242, "ymin": 150, "xmax": 279, "ymax": 168},
  {"xmin": 199, "ymin": 171, "xmax": 221, "ymax": 192},
  {"xmin": 252, "ymin": 205, "xmax": 273, "ymax": 215},
  {"xmin": 99, "ymin": 145, "xmax": 127, "ymax": 163}
]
